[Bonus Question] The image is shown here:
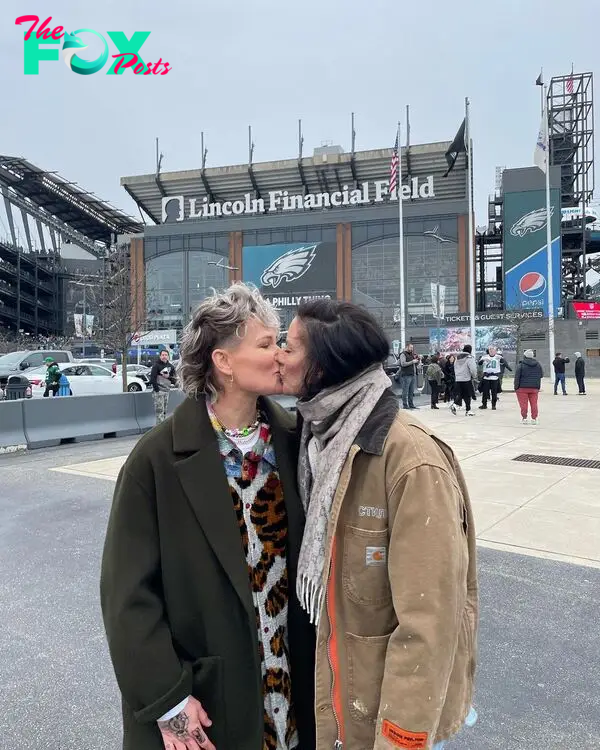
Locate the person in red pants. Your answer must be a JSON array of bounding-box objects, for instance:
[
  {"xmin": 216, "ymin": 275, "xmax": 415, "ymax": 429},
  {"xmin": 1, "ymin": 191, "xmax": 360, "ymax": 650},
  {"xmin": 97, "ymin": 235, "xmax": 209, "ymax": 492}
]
[{"xmin": 514, "ymin": 349, "xmax": 543, "ymax": 424}]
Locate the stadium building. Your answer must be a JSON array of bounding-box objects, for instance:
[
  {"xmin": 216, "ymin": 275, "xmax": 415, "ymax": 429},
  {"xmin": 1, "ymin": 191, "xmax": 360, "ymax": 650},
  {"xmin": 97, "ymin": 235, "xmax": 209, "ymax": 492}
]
[
  {"xmin": 0, "ymin": 155, "xmax": 142, "ymax": 343},
  {"xmin": 121, "ymin": 138, "xmax": 471, "ymax": 341}
]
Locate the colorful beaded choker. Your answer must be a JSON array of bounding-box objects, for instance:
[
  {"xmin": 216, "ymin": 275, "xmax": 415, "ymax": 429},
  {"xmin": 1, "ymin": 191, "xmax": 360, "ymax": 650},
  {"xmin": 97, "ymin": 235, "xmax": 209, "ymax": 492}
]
[{"xmin": 209, "ymin": 404, "xmax": 261, "ymax": 438}]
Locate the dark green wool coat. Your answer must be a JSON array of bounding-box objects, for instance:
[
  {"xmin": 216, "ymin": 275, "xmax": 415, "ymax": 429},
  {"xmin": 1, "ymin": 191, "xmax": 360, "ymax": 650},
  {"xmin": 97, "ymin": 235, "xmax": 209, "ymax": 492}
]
[{"xmin": 100, "ymin": 396, "xmax": 316, "ymax": 750}]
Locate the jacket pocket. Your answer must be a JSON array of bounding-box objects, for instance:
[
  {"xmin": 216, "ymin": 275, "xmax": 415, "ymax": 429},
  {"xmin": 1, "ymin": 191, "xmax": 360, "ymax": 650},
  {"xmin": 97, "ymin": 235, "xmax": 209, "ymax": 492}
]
[
  {"xmin": 190, "ymin": 656, "xmax": 227, "ymax": 747},
  {"xmin": 346, "ymin": 631, "xmax": 392, "ymax": 723},
  {"xmin": 343, "ymin": 526, "xmax": 392, "ymax": 606}
]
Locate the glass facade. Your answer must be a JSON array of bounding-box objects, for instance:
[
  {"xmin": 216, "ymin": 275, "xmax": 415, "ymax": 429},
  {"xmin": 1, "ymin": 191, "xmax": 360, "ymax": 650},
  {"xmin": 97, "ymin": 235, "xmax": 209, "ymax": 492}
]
[
  {"xmin": 351, "ymin": 216, "xmax": 459, "ymax": 326},
  {"xmin": 144, "ymin": 233, "xmax": 229, "ymax": 329},
  {"xmin": 143, "ymin": 215, "xmax": 460, "ymax": 334}
]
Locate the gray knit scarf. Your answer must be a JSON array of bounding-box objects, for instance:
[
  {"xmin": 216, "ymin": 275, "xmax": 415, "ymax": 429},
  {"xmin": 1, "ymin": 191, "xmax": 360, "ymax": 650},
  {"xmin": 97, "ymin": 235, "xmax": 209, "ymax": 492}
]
[{"xmin": 295, "ymin": 364, "xmax": 392, "ymax": 624}]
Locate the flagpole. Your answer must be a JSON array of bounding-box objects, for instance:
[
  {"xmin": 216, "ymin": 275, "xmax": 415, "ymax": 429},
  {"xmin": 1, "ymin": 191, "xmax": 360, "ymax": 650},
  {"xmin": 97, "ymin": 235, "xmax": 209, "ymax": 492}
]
[
  {"xmin": 397, "ymin": 120, "xmax": 406, "ymax": 349},
  {"xmin": 465, "ymin": 98, "xmax": 476, "ymax": 349},
  {"xmin": 543, "ymin": 83, "xmax": 556, "ymax": 364}
]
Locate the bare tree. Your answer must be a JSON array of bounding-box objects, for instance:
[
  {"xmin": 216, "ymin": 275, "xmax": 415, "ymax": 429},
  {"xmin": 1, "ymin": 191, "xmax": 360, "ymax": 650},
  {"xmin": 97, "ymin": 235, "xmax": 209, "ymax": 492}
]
[{"xmin": 102, "ymin": 242, "xmax": 146, "ymax": 393}]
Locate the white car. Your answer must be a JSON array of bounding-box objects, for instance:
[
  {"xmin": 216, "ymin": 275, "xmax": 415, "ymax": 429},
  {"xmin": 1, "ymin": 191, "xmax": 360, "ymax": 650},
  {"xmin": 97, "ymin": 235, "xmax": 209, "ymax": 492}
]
[{"xmin": 26, "ymin": 363, "xmax": 149, "ymax": 398}]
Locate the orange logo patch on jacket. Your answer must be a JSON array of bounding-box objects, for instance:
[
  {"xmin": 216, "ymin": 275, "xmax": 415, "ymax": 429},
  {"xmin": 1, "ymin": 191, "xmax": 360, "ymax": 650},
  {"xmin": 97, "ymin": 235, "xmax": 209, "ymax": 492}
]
[
  {"xmin": 366, "ymin": 546, "xmax": 387, "ymax": 566},
  {"xmin": 381, "ymin": 719, "xmax": 428, "ymax": 749}
]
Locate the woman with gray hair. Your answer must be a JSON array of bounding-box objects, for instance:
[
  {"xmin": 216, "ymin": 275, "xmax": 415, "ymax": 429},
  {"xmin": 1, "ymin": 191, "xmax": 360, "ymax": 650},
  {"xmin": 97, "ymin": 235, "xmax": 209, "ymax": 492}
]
[{"xmin": 101, "ymin": 283, "xmax": 316, "ymax": 750}]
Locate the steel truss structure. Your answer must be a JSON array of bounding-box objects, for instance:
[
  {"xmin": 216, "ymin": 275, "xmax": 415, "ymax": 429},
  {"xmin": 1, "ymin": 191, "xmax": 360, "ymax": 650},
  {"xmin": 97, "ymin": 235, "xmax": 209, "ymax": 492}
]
[
  {"xmin": 0, "ymin": 156, "xmax": 142, "ymax": 335},
  {"xmin": 549, "ymin": 72, "xmax": 595, "ymax": 300}
]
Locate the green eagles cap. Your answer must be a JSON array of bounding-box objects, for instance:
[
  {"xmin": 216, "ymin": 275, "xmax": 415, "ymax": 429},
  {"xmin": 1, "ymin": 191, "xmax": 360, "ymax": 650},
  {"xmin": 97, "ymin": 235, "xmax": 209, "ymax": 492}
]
[{"xmin": 44, "ymin": 357, "xmax": 54, "ymax": 363}]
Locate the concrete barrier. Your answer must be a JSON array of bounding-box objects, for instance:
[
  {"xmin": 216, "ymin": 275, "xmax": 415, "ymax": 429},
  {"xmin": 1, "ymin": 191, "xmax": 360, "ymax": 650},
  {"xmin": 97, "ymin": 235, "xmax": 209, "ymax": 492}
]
[
  {"xmin": 133, "ymin": 392, "xmax": 156, "ymax": 432},
  {"xmin": 0, "ymin": 391, "xmax": 300, "ymax": 454},
  {"xmin": 0, "ymin": 400, "xmax": 27, "ymax": 452},
  {"xmin": 168, "ymin": 389, "xmax": 186, "ymax": 414},
  {"xmin": 22, "ymin": 393, "xmax": 141, "ymax": 449}
]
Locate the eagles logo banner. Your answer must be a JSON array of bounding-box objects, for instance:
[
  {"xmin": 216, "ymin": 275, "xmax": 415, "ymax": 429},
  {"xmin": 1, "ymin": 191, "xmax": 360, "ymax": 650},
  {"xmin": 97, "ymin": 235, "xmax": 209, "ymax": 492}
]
[
  {"xmin": 242, "ymin": 242, "xmax": 337, "ymax": 307},
  {"xmin": 503, "ymin": 185, "xmax": 561, "ymax": 316}
]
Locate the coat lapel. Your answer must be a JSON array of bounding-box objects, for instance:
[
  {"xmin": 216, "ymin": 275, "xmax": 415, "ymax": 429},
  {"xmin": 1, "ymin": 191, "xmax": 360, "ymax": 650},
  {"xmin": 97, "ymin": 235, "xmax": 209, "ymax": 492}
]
[
  {"xmin": 172, "ymin": 397, "xmax": 254, "ymax": 622},
  {"xmin": 260, "ymin": 398, "xmax": 304, "ymax": 581}
]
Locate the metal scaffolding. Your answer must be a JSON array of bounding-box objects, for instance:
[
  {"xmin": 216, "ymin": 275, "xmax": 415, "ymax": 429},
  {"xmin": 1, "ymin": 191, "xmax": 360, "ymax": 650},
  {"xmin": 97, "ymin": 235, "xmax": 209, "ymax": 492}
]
[{"xmin": 549, "ymin": 72, "xmax": 595, "ymax": 301}]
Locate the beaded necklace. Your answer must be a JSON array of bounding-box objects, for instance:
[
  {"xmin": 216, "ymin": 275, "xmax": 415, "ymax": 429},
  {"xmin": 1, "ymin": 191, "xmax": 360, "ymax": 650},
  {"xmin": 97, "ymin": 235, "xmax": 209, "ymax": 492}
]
[{"xmin": 209, "ymin": 404, "xmax": 261, "ymax": 439}]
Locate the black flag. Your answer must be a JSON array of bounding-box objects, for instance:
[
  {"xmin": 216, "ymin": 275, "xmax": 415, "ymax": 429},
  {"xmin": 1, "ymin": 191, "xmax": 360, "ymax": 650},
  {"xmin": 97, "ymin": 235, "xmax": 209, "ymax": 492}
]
[
  {"xmin": 535, "ymin": 71, "xmax": 543, "ymax": 86},
  {"xmin": 444, "ymin": 119, "xmax": 466, "ymax": 177}
]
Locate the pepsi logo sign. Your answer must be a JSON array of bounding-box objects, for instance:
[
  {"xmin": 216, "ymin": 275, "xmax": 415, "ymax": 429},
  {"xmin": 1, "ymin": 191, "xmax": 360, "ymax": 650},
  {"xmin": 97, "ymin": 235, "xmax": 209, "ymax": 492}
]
[{"xmin": 519, "ymin": 272, "xmax": 547, "ymax": 298}]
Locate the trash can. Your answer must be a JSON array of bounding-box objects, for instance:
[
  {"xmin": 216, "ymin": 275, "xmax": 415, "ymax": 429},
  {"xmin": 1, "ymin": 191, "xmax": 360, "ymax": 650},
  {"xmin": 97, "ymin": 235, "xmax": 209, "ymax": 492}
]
[{"xmin": 5, "ymin": 374, "xmax": 32, "ymax": 400}]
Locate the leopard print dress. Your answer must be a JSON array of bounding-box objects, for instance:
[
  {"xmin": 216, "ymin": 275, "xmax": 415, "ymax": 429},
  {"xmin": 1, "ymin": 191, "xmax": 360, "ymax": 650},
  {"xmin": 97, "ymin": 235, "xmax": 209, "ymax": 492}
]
[{"xmin": 209, "ymin": 408, "xmax": 298, "ymax": 750}]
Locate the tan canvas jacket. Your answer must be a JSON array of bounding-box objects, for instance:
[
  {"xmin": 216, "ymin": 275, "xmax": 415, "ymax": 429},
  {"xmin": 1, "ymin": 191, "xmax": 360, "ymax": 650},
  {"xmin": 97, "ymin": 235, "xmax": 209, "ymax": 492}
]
[{"xmin": 313, "ymin": 390, "xmax": 478, "ymax": 750}]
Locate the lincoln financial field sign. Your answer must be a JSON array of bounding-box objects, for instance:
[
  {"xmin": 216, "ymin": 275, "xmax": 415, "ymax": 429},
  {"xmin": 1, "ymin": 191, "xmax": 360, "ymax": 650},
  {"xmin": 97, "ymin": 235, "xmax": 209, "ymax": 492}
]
[{"xmin": 161, "ymin": 176, "xmax": 436, "ymax": 223}]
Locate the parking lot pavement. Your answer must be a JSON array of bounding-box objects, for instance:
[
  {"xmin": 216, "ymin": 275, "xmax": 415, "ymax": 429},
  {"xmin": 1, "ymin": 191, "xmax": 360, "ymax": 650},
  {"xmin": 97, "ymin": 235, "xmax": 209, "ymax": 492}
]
[{"xmin": 1, "ymin": 383, "xmax": 599, "ymax": 748}]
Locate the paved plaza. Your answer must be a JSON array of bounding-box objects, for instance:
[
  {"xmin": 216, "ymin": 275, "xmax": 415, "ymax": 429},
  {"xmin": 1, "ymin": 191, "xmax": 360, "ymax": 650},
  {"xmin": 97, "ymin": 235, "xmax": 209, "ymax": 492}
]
[{"xmin": 0, "ymin": 379, "xmax": 599, "ymax": 748}]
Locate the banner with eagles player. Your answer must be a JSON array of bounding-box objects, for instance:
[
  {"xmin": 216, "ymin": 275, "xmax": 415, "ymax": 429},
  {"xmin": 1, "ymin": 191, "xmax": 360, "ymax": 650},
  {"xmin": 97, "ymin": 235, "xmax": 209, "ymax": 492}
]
[
  {"xmin": 503, "ymin": 185, "xmax": 561, "ymax": 316},
  {"xmin": 242, "ymin": 241, "xmax": 337, "ymax": 311}
]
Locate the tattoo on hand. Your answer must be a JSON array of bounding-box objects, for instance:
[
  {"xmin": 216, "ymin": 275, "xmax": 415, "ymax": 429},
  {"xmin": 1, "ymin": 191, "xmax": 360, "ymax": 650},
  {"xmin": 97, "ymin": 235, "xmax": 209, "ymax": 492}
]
[
  {"xmin": 158, "ymin": 711, "xmax": 189, "ymax": 739},
  {"xmin": 192, "ymin": 727, "xmax": 207, "ymax": 744}
]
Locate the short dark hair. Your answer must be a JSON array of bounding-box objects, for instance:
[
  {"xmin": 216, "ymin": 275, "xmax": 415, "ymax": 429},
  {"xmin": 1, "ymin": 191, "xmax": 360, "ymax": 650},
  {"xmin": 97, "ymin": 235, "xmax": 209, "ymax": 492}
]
[
  {"xmin": 296, "ymin": 299, "xmax": 389, "ymax": 397},
  {"xmin": 463, "ymin": 344, "xmax": 472, "ymax": 353}
]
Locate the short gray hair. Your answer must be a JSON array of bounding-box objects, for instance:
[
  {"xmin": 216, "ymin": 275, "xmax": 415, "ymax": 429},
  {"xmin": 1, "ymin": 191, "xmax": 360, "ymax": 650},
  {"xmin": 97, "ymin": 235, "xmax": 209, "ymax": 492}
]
[{"xmin": 178, "ymin": 282, "xmax": 280, "ymax": 400}]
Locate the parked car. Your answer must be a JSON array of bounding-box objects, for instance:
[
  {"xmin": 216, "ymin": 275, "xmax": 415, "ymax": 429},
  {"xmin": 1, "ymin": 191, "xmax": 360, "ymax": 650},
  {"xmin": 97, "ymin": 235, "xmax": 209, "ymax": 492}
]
[
  {"xmin": 0, "ymin": 350, "xmax": 74, "ymax": 391},
  {"xmin": 25, "ymin": 363, "xmax": 150, "ymax": 397},
  {"xmin": 79, "ymin": 358, "xmax": 117, "ymax": 369},
  {"xmin": 383, "ymin": 353, "xmax": 400, "ymax": 380}
]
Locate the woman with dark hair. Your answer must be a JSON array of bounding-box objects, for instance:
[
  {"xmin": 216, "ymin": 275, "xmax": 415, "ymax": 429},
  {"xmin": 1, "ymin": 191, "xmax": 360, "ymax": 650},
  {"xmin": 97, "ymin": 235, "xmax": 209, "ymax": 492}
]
[
  {"xmin": 276, "ymin": 299, "xmax": 478, "ymax": 750},
  {"xmin": 442, "ymin": 354, "xmax": 456, "ymax": 403}
]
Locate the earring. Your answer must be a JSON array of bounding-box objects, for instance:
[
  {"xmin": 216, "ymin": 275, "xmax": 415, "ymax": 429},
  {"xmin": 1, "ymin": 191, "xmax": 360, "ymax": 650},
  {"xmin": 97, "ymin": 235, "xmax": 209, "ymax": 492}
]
[{"xmin": 229, "ymin": 373, "xmax": 234, "ymax": 384}]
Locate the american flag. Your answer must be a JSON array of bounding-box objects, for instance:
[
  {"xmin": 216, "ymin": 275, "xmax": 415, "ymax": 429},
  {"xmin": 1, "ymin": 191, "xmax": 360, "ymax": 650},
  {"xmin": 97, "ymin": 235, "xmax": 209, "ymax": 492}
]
[
  {"xmin": 389, "ymin": 133, "xmax": 399, "ymax": 194},
  {"xmin": 566, "ymin": 74, "xmax": 574, "ymax": 94}
]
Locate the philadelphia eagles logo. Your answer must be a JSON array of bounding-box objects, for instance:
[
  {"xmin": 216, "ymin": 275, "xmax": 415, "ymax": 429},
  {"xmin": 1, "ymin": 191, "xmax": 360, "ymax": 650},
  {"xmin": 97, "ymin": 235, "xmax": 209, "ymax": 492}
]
[
  {"xmin": 260, "ymin": 244, "xmax": 318, "ymax": 288},
  {"xmin": 510, "ymin": 207, "xmax": 554, "ymax": 238}
]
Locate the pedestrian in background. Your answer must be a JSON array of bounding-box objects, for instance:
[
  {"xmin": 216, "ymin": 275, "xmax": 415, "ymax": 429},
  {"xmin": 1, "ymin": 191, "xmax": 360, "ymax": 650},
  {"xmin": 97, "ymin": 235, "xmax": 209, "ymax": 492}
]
[
  {"xmin": 149, "ymin": 350, "xmax": 177, "ymax": 424},
  {"xmin": 514, "ymin": 349, "xmax": 543, "ymax": 425},
  {"xmin": 399, "ymin": 342, "xmax": 420, "ymax": 410},
  {"xmin": 574, "ymin": 352, "xmax": 586, "ymax": 395},
  {"xmin": 43, "ymin": 356, "xmax": 61, "ymax": 397},
  {"xmin": 443, "ymin": 354, "xmax": 456, "ymax": 402},
  {"xmin": 552, "ymin": 352, "xmax": 570, "ymax": 395},
  {"xmin": 427, "ymin": 354, "xmax": 443, "ymax": 409},
  {"xmin": 478, "ymin": 346, "xmax": 502, "ymax": 410},
  {"xmin": 451, "ymin": 345, "xmax": 477, "ymax": 416}
]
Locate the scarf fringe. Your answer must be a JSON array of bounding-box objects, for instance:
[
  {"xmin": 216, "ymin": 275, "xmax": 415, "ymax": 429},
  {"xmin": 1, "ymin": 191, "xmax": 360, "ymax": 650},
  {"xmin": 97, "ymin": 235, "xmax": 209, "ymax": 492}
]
[{"xmin": 298, "ymin": 574, "xmax": 324, "ymax": 626}]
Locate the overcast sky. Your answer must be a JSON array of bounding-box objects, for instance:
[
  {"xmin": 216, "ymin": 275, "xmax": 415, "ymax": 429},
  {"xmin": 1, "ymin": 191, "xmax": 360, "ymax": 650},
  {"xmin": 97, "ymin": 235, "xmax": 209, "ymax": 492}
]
[{"xmin": 0, "ymin": 0, "xmax": 597, "ymax": 227}]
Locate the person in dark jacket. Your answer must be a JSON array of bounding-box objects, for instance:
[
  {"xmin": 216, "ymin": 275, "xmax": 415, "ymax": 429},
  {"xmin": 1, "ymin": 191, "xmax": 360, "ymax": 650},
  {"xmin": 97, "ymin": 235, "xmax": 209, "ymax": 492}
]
[
  {"xmin": 399, "ymin": 343, "xmax": 420, "ymax": 410},
  {"xmin": 514, "ymin": 349, "xmax": 543, "ymax": 424},
  {"xmin": 100, "ymin": 284, "xmax": 316, "ymax": 750},
  {"xmin": 426, "ymin": 354, "xmax": 443, "ymax": 409},
  {"xmin": 442, "ymin": 354, "xmax": 456, "ymax": 402},
  {"xmin": 574, "ymin": 352, "xmax": 586, "ymax": 395},
  {"xmin": 552, "ymin": 352, "xmax": 570, "ymax": 395},
  {"xmin": 149, "ymin": 350, "xmax": 178, "ymax": 424}
]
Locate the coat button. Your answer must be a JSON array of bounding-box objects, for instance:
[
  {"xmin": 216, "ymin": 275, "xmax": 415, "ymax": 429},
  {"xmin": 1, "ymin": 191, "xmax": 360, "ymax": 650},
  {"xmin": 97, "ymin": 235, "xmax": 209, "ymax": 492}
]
[{"xmin": 319, "ymin": 704, "xmax": 330, "ymax": 713}]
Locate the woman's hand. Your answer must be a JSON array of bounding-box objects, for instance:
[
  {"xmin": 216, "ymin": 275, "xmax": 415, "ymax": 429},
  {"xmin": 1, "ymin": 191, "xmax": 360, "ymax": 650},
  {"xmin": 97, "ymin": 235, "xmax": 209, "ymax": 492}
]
[{"xmin": 157, "ymin": 696, "xmax": 216, "ymax": 750}]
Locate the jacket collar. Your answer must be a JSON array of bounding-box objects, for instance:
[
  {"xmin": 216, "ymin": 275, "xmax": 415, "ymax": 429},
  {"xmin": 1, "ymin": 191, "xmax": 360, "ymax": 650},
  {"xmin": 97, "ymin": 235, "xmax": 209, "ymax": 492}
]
[
  {"xmin": 295, "ymin": 388, "xmax": 399, "ymax": 458},
  {"xmin": 354, "ymin": 388, "xmax": 399, "ymax": 456}
]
